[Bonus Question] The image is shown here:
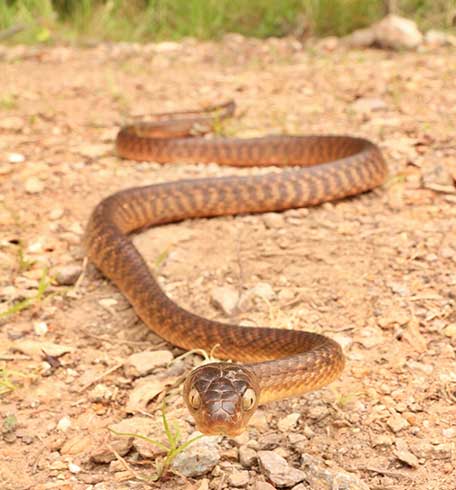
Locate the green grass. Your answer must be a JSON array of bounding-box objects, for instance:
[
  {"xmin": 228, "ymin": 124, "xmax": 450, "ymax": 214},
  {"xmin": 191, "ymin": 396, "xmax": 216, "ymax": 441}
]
[
  {"xmin": 0, "ymin": 0, "xmax": 454, "ymax": 44},
  {"xmin": 110, "ymin": 403, "xmax": 204, "ymax": 481}
]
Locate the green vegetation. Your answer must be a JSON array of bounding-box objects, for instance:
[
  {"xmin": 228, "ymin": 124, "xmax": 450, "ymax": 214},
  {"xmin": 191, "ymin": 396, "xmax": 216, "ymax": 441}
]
[
  {"xmin": 0, "ymin": 0, "xmax": 454, "ymax": 44},
  {"xmin": 110, "ymin": 403, "xmax": 204, "ymax": 481}
]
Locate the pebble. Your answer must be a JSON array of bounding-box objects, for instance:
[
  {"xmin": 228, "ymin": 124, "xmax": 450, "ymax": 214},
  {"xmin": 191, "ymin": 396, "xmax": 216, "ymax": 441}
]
[
  {"xmin": 125, "ymin": 350, "xmax": 173, "ymax": 377},
  {"xmin": 229, "ymin": 468, "xmax": 250, "ymax": 487},
  {"xmin": 210, "ymin": 285, "xmax": 239, "ymax": 315},
  {"xmin": 68, "ymin": 462, "xmax": 81, "ymax": 474},
  {"xmin": 277, "ymin": 413, "xmax": 300, "ymax": 432},
  {"xmin": 250, "ymin": 409, "xmax": 269, "ymax": 432},
  {"xmin": 443, "ymin": 323, "xmax": 456, "ymax": 338},
  {"xmin": 7, "ymin": 152, "xmax": 25, "ymax": 163},
  {"xmin": 431, "ymin": 443, "xmax": 454, "ymax": 460},
  {"xmin": 352, "ymin": 97, "xmax": 387, "ymax": 114},
  {"xmin": 88, "ymin": 383, "xmax": 114, "ymax": 403},
  {"xmin": 54, "ymin": 264, "xmax": 82, "ymax": 286},
  {"xmin": 239, "ymin": 445, "xmax": 257, "ymax": 467},
  {"xmin": 257, "ymin": 450, "xmax": 306, "ymax": 487},
  {"xmin": 25, "ymin": 176, "xmax": 45, "ymax": 194},
  {"xmin": 301, "ymin": 453, "xmax": 369, "ymax": 490},
  {"xmin": 49, "ymin": 208, "xmax": 64, "ymax": 220},
  {"xmin": 394, "ymin": 439, "xmax": 419, "ymax": 468},
  {"xmin": 387, "ymin": 413, "xmax": 409, "ymax": 433},
  {"xmin": 56, "ymin": 416, "xmax": 72, "ymax": 432},
  {"xmin": 109, "ymin": 416, "xmax": 166, "ymax": 459},
  {"xmin": 255, "ymin": 483, "xmax": 276, "ymax": 490},
  {"xmin": 33, "ymin": 321, "xmax": 48, "ymax": 336},
  {"xmin": 263, "ymin": 212, "xmax": 285, "ymax": 229},
  {"xmin": 171, "ymin": 433, "xmax": 220, "ymax": 477},
  {"xmin": 250, "ymin": 282, "xmax": 275, "ymax": 301}
]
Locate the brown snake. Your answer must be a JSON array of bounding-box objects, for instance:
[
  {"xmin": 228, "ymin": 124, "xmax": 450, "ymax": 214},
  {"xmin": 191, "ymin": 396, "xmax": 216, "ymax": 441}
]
[{"xmin": 85, "ymin": 101, "xmax": 387, "ymax": 435}]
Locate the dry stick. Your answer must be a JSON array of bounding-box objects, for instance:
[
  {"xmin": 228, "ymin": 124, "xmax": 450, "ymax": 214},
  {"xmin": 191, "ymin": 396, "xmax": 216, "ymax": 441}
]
[
  {"xmin": 78, "ymin": 362, "xmax": 124, "ymax": 392},
  {"xmin": 0, "ymin": 24, "xmax": 25, "ymax": 41}
]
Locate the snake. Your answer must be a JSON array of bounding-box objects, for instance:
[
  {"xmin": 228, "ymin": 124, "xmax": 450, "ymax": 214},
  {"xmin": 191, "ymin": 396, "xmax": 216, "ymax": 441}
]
[{"xmin": 84, "ymin": 101, "xmax": 387, "ymax": 436}]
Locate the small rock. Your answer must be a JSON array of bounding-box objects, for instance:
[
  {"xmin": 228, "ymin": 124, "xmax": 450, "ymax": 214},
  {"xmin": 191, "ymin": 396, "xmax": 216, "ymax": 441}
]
[
  {"xmin": 25, "ymin": 176, "xmax": 45, "ymax": 194},
  {"xmin": 277, "ymin": 413, "xmax": 300, "ymax": 432},
  {"xmin": 110, "ymin": 416, "xmax": 168, "ymax": 459},
  {"xmin": 431, "ymin": 443, "xmax": 454, "ymax": 460},
  {"xmin": 78, "ymin": 143, "xmax": 111, "ymax": 159},
  {"xmin": 126, "ymin": 377, "xmax": 174, "ymax": 413},
  {"xmin": 0, "ymin": 116, "xmax": 23, "ymax": 130},
  {"xmin": 210, "ymin": 285, "xmax": 239, "ymax": 315},
  {"xmin": 49, "ymin": 208, "xmax": 64, "ymax": 220},
  {"xmin": 387, "ymin": 413, "xmax": 409, "ymax": 433},
  {"xmin": 98, "ymin": 298, "xmax": 118, "ymax": 308},
  {"xmin": 443, "ymin": 323, "xmax": 456, "ymax": 338},
  {"xmin": 301, "ymin": 453, "xmax": 369, "ymax": 490},
  {"xmin": 57, "ymin": 416, "xmax": 72, "ymax": 432},
  {"xmin": 229, "ymin": 468, "xmax": 250, "ymax": 487},
  {"xmin": 373, "ymin": 434, "xmax": 394, "ymax": 447},
  {"xmin": 257, "ymin": 451, "xmax": 306, "ymax": 487},
  {"xmin": 394, "ymin": 439, "xmax": 419, "ymax": 468},
  {"xmin": 239, "ymin": 445, "xmax": 257, "ymax": 467},
  {"xmin": 442, "ymin": 427, "xmax": 456, "ymax": 439},
  {"xmin": 250, "ymin": 282, "xmax": 275, "ymax": 301},
  {"xmin": 344, "ymin": 27, "xmax": 376, "ymax": 48},
  {"xmin": 425, "ymin": 30, "xmax": 456, "ymax": 47},
  {"xmin": 68, "ymin": 462, "xmax": 81, "ymax": 474},
  {"xmin": 125, "ymin": 350, "xmax": 173, "ymax": 377},
  {"xmin": 255, "ymin": 483, "xmax": 276, "ymax": 490},
  {"xmin": 88, "ymin": 383, "xmax": 114, "ymax": 403},
  {"xmin": 250, "ymin": 410, "xmax": 269, "ymax": 432},
  {"xmin": 171, "ymin": 434, "xmax": 220, "ymax": 477},
  {"xmin": 374, "ymin": 15, "xmax": 423, "ymax": 50},
  {"xmin": 263, "ymin": 212, "xmax": 285, "ymax": 229},
  {"xmin": 54, "ymin": 264, "xmax": 82, "ymax": 286},
  {"xmin": 7, "ymin": 152, "xmax": 25, "ymax": 163},
  {"xmin": 352, "ymin": 97, "xmax": 387, "ymax": 114},
  {"xmin": 33, "ymin": 321, "xmax": 48, "ymax": 336}
]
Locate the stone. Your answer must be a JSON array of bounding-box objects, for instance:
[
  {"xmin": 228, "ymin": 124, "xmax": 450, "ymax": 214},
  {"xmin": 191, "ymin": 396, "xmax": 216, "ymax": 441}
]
[
  {"xmin": 54, "ymin": 264, "xmax": 82, "ymax": 286},
  {"xmin": 387, "ymin": 413, "xmax": 409, "ymax": 433},
  {"xmin": 255, "ymin": 483, "xmax": 276, "ymax": 490},
  {"xmin": 263, "ymin": 212, "xmax": 285, "ymax": 229},
  {"xmin": 344, "ymin": 27, "xmax": 376, "ymax": 48},
  {"xmin": 425, "ymin": 30, "xmax": 456, "ymax": 47},
  {"xmin": 125, "ymin": 350, "xmax": 173, "ymax": 377},
  {"xmin": 301, "ymin": 453, "xmax": 369, "ymax": 489},
  {"xmin": 229, "ymin": 468, "xmax": 250, "ymax": 487},
  {"xmin": 394, "ymin": 439, "xmax": 419, "ymax": 468},
  {"xmin": 239, "ymin": 445, "xmax": 257, "ymax": 467},
  {"xmin": 257, "ymin": 450, "xmax": 306, "ymax": 487},
  {"xmin": 352, "ymin": 97, "xmax": 387, "ymax": 114},
  {"xmin": 210, "ymin": 285, "xmax": 239, "ymax": 315},
  {"xmin": 277, "ymin": 413, "xmax": 300, "ymax": 432},
  {"xmin": 25, "ymin": 176, "xmax": 45, "ymax": 194},
  {"xmin": 171, "ymin": 434, "xmax": 221, "ymax": 477},
  {"xmin": 374, "ymin": 15, "xmax": 423, "ymax": 50},
  {"xmin": 250, "ymin": 282, "xmax": 275, "ymax": 301}
]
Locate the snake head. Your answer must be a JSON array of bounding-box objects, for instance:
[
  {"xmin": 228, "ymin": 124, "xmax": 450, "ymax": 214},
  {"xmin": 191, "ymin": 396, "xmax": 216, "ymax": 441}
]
[{"xmin": 183, "ymin": 362, "xmax": 260, "ymax": 436}]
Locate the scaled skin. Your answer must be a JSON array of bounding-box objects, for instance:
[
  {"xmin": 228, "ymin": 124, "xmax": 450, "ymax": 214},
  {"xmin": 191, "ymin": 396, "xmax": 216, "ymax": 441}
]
[{"xmin": 183, "ymin": 362, "xmax": 260, "ymax": 436}]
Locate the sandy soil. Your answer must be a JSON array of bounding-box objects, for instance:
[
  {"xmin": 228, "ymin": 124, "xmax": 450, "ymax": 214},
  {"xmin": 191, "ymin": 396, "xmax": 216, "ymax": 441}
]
[{"xmin": 0, "ymin": 37, "xmax": 455, "ymax": 490}]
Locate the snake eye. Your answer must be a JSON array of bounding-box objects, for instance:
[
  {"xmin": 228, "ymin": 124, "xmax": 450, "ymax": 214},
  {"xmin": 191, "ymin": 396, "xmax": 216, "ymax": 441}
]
[
  {"xmin": 189, "ymin": 388, "xmax": 201, "ymax": 409},
  {"xmin": 242, "ymin": 388, "xmax": 256, "ymax": 411}
]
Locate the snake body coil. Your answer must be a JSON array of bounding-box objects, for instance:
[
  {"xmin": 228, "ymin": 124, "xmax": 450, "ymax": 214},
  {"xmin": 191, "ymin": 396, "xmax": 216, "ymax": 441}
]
[{"xmin": 85, "ymin": 102, "xmax": 387, "ymax": 435}]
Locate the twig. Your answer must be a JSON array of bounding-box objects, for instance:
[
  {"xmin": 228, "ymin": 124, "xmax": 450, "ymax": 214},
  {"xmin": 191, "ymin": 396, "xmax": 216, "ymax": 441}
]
[
  {"xmin": 78, "ymin": 362, "xmax": 124, "ymax": 392},
  {"xmin": 108, "ymin": 444, "xmax": 149, "ymax": 483},
  {"xmin": 0, "ymin": 24, "xmax": 25, "ymax": 42}
]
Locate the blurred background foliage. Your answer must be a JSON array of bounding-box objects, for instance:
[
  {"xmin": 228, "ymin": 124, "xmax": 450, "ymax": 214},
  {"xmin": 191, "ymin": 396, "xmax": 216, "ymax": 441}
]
[{"xmin": 0, "ymin": 0, "xmax": 455, "ymax": 44}]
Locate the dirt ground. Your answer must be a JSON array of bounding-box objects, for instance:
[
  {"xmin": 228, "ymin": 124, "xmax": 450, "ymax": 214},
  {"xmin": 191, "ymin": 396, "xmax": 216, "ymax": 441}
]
[{"xmin": 0, "ymin": 37, "xmax": 455, "ymax": 490}]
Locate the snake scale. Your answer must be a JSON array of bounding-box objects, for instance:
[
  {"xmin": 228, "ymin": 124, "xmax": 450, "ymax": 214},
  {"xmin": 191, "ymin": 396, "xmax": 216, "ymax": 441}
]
[{"xmin": 85, "ymin": 101, "xmax": 387, "ymax": 435}]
